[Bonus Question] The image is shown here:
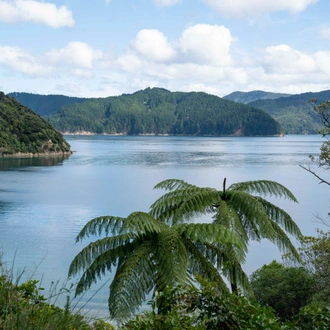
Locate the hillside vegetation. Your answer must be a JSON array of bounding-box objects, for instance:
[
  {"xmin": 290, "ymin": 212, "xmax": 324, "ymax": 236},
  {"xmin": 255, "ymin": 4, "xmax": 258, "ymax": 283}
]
[
  {"xmin": 39, "ymin": 88, "xmax": 282, "ymax": 136},
  {"xmin": 223, "ymin": 90, "xmax": 291, "ymax": 104},
  {"xmin": 245, "ymin": 90, "xmax": 330, "ymax": 134},
  {"xmin": 8, "ymin": 92, "xmax": 88, "ymax": 117},
  {"xmin": 0, "ymin": 92, "xmax": 71, "ymax": 155}
]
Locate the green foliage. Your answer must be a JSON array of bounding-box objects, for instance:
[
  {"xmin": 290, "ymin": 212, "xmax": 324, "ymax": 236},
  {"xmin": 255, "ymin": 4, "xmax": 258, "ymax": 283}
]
[
  {"xmin": 68, "ymin": 211, "xmax": 247, "ymax": 322},
  {"xmin": 223, "ymin": 90, "xmax": 291, "ymax": 105},
  {"xmin": 250, "ymin": 261, "xmax": 315, "ymax": 321},
  {"xmin": 9, "ymin": 92, "xmax": 89, "ymax": 117},
  {"xmin": 284, "ymin": 305, "xmax": 330, "ymax": 330},
  {"xmin": 288, "ymin": 231, "xmax": 330, "ymax": 306},
  {"xmin": 0, "ymin": 92, "xmax": 71, "ymax": 155},
  {"xmin": 248, "ymin": 90, "xmax": 330, "ymax": 134},
  {"xmin": 150, "ymin": 178, "xmax": 302, "ymax": 267},
  {"xmin": 37, "ymin": 87, "xmax": 282, "ymax": 136},
  {"xmin": 121, "ymin": 280, "xmax": 282, "ymax": 330},
  {"xmin": 0, "ymin": 272, "xmax": 115, "ymax": 330}
]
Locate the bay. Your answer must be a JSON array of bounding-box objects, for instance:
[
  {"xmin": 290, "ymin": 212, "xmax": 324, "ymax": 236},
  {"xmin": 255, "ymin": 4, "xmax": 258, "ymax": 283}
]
[{"xmin": 0, "ymin": 135, "xmax": 329, "ymax": 318}]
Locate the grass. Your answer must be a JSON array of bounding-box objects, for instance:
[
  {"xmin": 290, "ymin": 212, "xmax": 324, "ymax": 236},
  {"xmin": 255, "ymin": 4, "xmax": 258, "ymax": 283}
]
[{"xmin": 0, "ymin": 258, "xmax": 115, "ymax": 330}]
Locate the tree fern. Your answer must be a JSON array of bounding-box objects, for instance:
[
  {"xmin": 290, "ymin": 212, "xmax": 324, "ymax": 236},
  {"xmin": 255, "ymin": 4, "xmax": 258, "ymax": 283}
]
[{"xmin": 69, "ymin": 210, "xmax": 245, "ymax": 321}]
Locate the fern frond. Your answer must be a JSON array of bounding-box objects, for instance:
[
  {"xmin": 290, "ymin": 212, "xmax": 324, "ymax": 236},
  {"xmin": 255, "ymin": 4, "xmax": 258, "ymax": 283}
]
[
  {"xmin": 255, "ymin": 197, "xmax": 303, "ymax": 239},
  {"xmin": 175, "ymin": 223, "xmax": 247, "ymax": 253},
  {"xmin": 182, "ymin": 237, "xmax": 230, "ymax": 295},
  {"xmin": 121, "ymin": 211, "xmax": 166, "ymax": 235},
  {"xmin": 108, "ymin": 241, "xmax": 156, "ymax": 321},
  {"xmin": 268, "ymin": 221, "xmax": 301, "ymax": 262},
  {"xmin": 213, "ymin": 200, "xmax": 249, "ymax": 245},
  {"xmin": 68, "ymin": 234, "xmax": 135, "ymax": 279},
  {"xmin": 75, "ymin": 216, "xmax": 125, "ymax": 242},
  {"xmin": 153, "ymin": 178, "xmax": 196, "ymax": 191},
  {"xmin": 150, "ymin": 186, "xmax": 219, "ymax": 224},
  {"xmin": 154, "ymin": 228, "xmax": 190, "ymax": 290},
  {"xmin": 228, "ymin": 180, "xmax": 298, "ymax": 202},
  {"xmin": 226, "ymin": 190, "xmax": 276, "ymax": 241}
]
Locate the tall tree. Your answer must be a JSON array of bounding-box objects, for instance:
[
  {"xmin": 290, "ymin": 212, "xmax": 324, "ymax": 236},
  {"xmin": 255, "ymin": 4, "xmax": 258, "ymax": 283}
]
[
  {"xmin": 68, "ymin": 211, "xmax": 246, "ymax": 322},
  {"xmin": 149, "ymin": 178, "xmax": 302, "ymax": 291}
]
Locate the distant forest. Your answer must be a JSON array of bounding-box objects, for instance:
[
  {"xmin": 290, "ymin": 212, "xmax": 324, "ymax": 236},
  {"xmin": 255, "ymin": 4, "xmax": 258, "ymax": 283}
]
[{"xmin": 9, "ymin": 88, "xmax": 283, "ymax": 136}]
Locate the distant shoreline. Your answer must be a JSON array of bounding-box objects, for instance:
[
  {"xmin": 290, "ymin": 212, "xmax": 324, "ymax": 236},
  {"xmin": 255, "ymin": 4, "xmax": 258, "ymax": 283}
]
[{"xmin": 62, "ymin": 131, "xmax": 285, "ymax": 137}]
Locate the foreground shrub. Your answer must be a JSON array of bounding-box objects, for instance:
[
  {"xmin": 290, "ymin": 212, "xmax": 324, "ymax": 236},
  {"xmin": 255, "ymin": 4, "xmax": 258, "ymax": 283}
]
[{"xmin": 0, "ymin": 272, "xmax": 114, "ymax": 330}]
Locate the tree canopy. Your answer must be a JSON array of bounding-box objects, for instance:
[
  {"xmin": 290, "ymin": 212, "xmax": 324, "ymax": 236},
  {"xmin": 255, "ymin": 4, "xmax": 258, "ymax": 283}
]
[{"xmin": 0, "ymin": 92, "xmax": 71, "ymax": 155}]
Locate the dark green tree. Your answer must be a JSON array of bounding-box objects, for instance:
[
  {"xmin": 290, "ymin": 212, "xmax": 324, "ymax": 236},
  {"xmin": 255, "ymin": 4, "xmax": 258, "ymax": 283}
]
[
  {"xmin": 149, "ymin": 178, "xmax": 302, "ymax": 291},
  {"xmin": 68, "ymin": 211, "xmax": 246, "ymax": 322},
  {"xmin": 250, "ymin": 261, "xmax": 315, "ymax": 321}
]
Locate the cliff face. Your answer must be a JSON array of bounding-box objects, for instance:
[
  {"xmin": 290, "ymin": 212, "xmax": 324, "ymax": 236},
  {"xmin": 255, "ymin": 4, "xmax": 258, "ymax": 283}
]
[{"xmin": 0, "ymin": 92, "xmax": 71, "ymax": 156}]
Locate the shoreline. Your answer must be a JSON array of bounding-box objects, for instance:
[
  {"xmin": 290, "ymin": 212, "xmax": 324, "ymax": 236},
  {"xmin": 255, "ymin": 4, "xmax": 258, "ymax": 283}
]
[
  {"xmin": 62, "ymin": 131, "xmax": 285, "ymax": 137},
  {"xmin": 1, "ymin": 151, "xmax": 73, "ymax": 158}
]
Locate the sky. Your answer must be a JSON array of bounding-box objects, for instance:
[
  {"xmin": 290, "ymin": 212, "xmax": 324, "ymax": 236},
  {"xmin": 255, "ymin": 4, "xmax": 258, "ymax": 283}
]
[{"xmin": 1, "ymin": 0, "xmax": 330, "ymax": 98}]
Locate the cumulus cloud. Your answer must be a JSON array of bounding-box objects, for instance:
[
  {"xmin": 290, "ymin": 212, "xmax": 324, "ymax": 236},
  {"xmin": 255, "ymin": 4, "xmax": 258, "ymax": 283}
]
[
  {"xmin": 262, "ymin": 44, "xmax": 316, "ymax": 74},
  {"xmin": 179, "ymin": 24, "xmax": 233, "ymax": 65},
  {"xmin": 202, "ymin": 0, "xmax": 318, "ymax": 18},
  {"xmin": 0, "ymin": 45, "xmax": 52, "ymax": 76},
  {"xmin": 0, "ymin": 0, "xmax": 74, "ymax": 28},
  {"xmin": 46, "ymin": 42, "xmax": 103, "ymax": 69},
  {"xmin": 130, "ymin": 29, "xmax": 176, "ymax": 62},
  {"xmin": 153, "ymin": 0, "xmax": 181, "ymax": 7}
]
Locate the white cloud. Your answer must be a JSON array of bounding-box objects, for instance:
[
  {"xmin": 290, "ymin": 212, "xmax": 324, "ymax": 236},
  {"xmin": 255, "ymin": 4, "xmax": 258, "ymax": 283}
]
[
  {"xmin": 314, "ymin": 51, "xmax": 330, "ymax": 75},
  {"xmin": 153, "ymin": 0, "xmax": 181, "ymax": 7},
  {"xmin": 320, "ymin": 26, "xmax": 330, "ymax": 39},
  {"xmin": 0, "ymin": 0, "xmax": 74, "ymax": 28},
  {"xmin": 130, "ymin": 29, "xmax": 176, "ymax": 62},
  {"xmin": 115, "ymin": 53, "xmax": 143, "ymax": 72},
  {"xmin": 0, "ymin": 45, "xmax": 52, "ymax": 76},
  {"xmin": 262, "ymin": 44, "xmax": 316, "ymax": 74},
  {"xmin": 46, "ymin": 42, "xmax": 103, "ymax": 69},
  {"xmin": 202, "ymin": 0, "xmax": 318, "ymax": 18},
  {"xmin": 179, "ymin": 24, "xmax": 233, "ymax": 65}
]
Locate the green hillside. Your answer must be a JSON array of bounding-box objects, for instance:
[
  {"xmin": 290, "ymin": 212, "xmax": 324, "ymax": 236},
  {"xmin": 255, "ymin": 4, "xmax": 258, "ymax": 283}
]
[
  {"xmin": 0, "ymin": 92, "xmax": 71, "ymax": 156},
  {"xmin": 8, "ymin": 92, "xmax": 88, "ymax": 116},
  {"xmin": 45, "ymin": 88, "xmax": 282, "ymax": 136},
  {"xmin": 223, "ymin": 90, "xmax": 291, "ymax": 104},
  {"xmin": 248, "ymin": 90, "xmax": 330, "ymax": 134}
]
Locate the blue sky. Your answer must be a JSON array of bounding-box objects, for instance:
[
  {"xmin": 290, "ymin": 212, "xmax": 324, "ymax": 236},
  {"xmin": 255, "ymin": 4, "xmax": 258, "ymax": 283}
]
[{"xmin": 1, "ymin": 0, "xmax": 330, "ymax": 97}]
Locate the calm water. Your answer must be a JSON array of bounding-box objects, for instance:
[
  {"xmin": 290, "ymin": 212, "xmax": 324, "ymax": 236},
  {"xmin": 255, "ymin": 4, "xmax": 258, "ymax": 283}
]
[{"xmin": 0, "ymin": 135, "xmax": 329, "ymax": 317}]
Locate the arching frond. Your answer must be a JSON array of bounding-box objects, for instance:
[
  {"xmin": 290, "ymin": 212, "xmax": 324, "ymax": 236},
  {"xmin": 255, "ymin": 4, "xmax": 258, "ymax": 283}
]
[
  {"xmin": 213, "ymin": 200, "xmax": 249, "ymax": 245},
  {"xmin": 153, "ymin": 178, "xmax": 196, "ymax": 191},
  {"xmin": 72, "ymin": 241, "xmax": 140, "ymax": 296},
  {"xmin": 228, "ymin": 180, "xmax": 298, "ymax": 202},
  {"xmin": 182, "ymin": 237, "xmax": 230, "ymax": 295},
  {"xmin": 154, "ymin": 228, "xmax": 190, "ymax": 290},
  {"xmin": 109, "ymin": 241, "xmax": 155, "ymax": 321},
  {"xmin": 75, "ymin": 216, "xmax": 126, "ymax": 242},
  {"xmin": 120, "ymin": 211, "xmax": 166, "ymax": 235},
  {"xmin": 175, "ymin": 223, "xmax": 247, "ymax": 253},
  {"xmin": 68, "ymin": 234, "xmax": 135, "ymax": 279},
  {"xmin": 150, "ymin": 186, "xmax": 220, "ymax": 225},
  {"xmin": 225, "ymin": 190, "xmax": 276, "ymax": 241},
  {"xmin": 255, "ymin": 197, "xmax": 303, "ymax": 239},
  {"xmin": 267, "ymin": 221, "xmax": 301, "ymax": 262}
]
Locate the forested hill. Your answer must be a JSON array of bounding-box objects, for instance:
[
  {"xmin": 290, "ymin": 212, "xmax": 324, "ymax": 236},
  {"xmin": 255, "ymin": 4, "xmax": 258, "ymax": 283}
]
[
  {"xmin": 8, "ymin": 92, "xmax": 88, "ymax": 116},
  {"xmin": 247, "ymin": 90, "xmax": 330, "ymax": 134},
  {"xmin": 19, "ymin": 88, "xmax": 282, "ymax": 136},
  {"xmin": 223, "ymin": 90, "xmax": 291, "ymax": 104},
  {"xmin": 0, "ymin": 92, "xmax": 71, "ymax": 156}
]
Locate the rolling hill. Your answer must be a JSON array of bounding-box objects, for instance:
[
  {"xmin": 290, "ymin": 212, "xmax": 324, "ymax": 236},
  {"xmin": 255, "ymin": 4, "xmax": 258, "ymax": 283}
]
[
  {"xmin": 9, "ymin": 88, "xmax": 283, "ymax": 137},
  {"xmin": 0, "ymin": 92, "xmax": 71, "ymax": 156}
]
